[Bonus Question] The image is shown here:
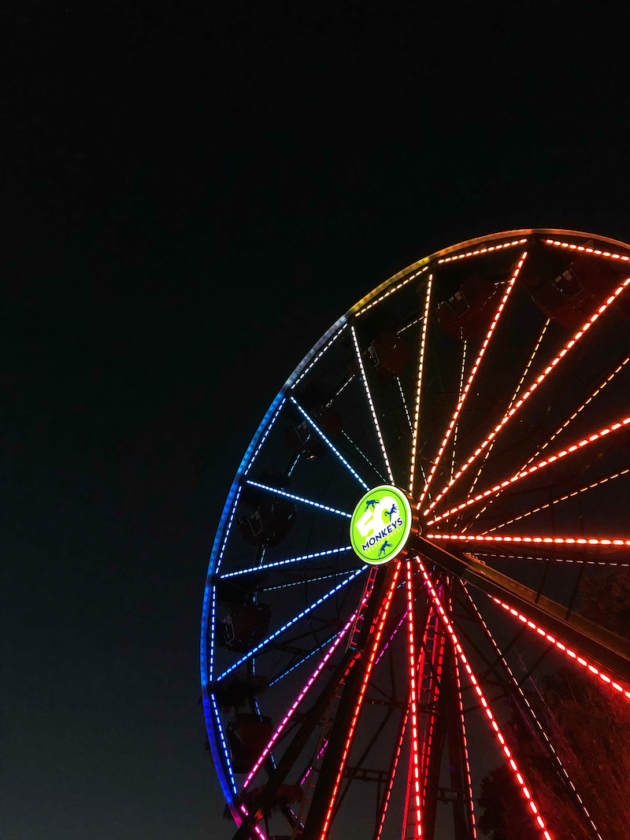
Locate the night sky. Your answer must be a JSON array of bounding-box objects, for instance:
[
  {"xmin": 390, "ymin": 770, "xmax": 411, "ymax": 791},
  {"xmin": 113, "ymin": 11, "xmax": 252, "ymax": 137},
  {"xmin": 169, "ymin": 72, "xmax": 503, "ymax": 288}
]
[{"xmin": 2, "ymin": 2, "xmax": 630, "ymax": 839}]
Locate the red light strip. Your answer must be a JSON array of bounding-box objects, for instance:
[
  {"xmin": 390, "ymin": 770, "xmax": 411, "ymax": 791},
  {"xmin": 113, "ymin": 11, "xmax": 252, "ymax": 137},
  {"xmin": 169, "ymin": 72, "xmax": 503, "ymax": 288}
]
[
  {"xmin": 320, "ymin": 560, "xmax": 402, "ymax": 839},
  {"xmin": 356, "ymin": 265, "xmax": 429, "ymax": 316},
  {"xmin": 424, "ymin": 276, "xmax": 630, "ymax": 516},
  {"xmin": 409, "ymin": 274, "xmax": 434, "ymax": 495},
  {"xmin": 417, "ymin": 609, "xmax": 444, "ymax": 804},
  {"xmin": 522, "ymin": 355, "xmax": 630, "ymax": 471},
  {"xmin": 426, "ymin": 532, "xmax": 630, "ymax": 547},
  {"xmin": 452, "ymin": 652, "xmax": 477, "ymax": 838},
  {"xmin": 405, "ymin": 562, "xmax": 423, "ymax": 837},
  {"xmin": 351, "ymin": 325, "xmax": 395, "ymax": 484},
  {"xmin": 484, "ymin": 466, "xmax": 630, "ymax": 533},
  {"xmin": 418, "ymin": 253, "xmax": 528, "ymax": 509},
  {"xmin": 461, "ymin": 584, "xmax": 601, "ymax": 839},
  {"xmin": 427, "ymin": 414, "xmax": 630, "ymax": 525},
  {"xmin": 491, "ymin": 596, "xmax": 630, "ymax": 702},
  {"xmin": 437, "ymin": 238, "xmax": 527, "ymax": 263},
  {"xmin": 544, "ymin": 239, "xmax": 630, "ymax": 262},
  {"xmin": 416, "ymin": 558, "xmax": 552, "ymax": 840},
  {"xmin": 375, "ymin": 708, "xmax": 409, "ymax": 840}
]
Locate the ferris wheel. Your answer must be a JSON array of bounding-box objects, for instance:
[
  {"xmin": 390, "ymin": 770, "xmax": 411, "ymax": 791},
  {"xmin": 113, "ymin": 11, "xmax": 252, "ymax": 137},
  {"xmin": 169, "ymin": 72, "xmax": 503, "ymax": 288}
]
[{"xmin": 201, "ymin": 229, "xmax": 630, "ymax": 840}]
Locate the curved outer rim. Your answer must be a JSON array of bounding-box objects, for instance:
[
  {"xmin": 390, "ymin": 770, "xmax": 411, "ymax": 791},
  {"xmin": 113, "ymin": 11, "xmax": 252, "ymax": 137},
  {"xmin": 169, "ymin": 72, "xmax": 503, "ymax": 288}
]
[
  {"xmin": 200, "ymin": 227, "xmax": 630, "ymax": 818},
  {"xmin": 350, "ymin": 485, "xmax": 413, "ymax": 565}
]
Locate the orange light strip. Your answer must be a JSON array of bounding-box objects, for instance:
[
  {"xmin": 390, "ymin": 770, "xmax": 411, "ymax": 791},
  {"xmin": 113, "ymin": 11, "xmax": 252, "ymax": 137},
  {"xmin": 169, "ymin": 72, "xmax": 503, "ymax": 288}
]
[
  {"xmin": 356, "ymin": 266, "xmax": 429, "ymax": 317},
  {"xmin": 521, "ymin": 355, "xmax": 630, "ymax": 471},
  {"xmin": 544, "ymin": 239, "xmax": 630, "ymax": 262},
  {"xmin": 320, "ymin": 560, "xmax": 402, "ymax": 839},
  {"xmin": 418, "ymin": 253, "xmax": 528, "ymax": 509},
  {"xmin": 405, "ymin": 562, "xmax": 423, "ymax": 838},
  {"xmin": 409, "ymin": 274, "xmax": 433, "ymax": 495},
  {"xmin": 437, "ymin": 238, "xmax": 527, "ymax": 263},
  {"xmin": 492, "ymin": 596, "xmax": 630, "ymax": 702},
  {"xmin": 426, "ymin": 532, "xmax": 630, "ymax": 547},
  {"xmin": 416, "ymin": 558, "xmax": 552, "ymax": 840},
  {"xmin": 427, "ymin": 414, "xmax": 630, "ymax": 525},
  {"xmin": 485, "ymin": 467, "xmax": 630, "ymax": 533},
  {"xmin": 461, "ymin": 585, "xmax": 601, "ymax": 839},
  {"xmin": 424, "ymin": 276, "xmax": 630, "ymax": 516}
]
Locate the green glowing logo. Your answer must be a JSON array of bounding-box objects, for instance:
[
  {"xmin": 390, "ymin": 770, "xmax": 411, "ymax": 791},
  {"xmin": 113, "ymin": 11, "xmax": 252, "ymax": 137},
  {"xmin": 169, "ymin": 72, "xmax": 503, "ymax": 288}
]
[{"xmin": 350, "ymin": 485, "xmax": 413, "ymax": 565}]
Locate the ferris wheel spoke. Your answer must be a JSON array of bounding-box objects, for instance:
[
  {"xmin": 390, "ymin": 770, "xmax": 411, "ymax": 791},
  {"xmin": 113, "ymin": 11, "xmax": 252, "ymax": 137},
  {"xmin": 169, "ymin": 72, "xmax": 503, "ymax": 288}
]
[
  {"xmin": 219, "ymin": 546, "xmax": 354, "ymax": 579},
  {"xmin": 416, "ymin": 558, "xmax": 553, "ymax": 840},
  {"xmin": 290, "ymin": 396, "xmax": 370, "ymax": 490},
  {"xmin": 242, "ymin": 611, "xmax": 358, "ymax": 791},
  {"xmin": 355, "ymin": 265, "xmax": 429, "ymax": 318},
  {"xmin": 474, "ymin": 550, "xmax": 630, "ymax": 567},
  {"xmin": 522, "ymin": 353, "xmax": 630, "ymax": 471},
  {"xmin": 452, "ymin": 653, "xmax": 477, "ymax": 839},
  {"xmin": 351, "ymin": 325, "xmax": 395, "ymax": 484},
  {"xmin": 341, "ymin": 430, "xmax": 387, "ymax": 483},
  {"xmin": 424, "ymin": 274, "xmax": 630, "ymax": 516},
  {"xmin": 291, "ymin": 324, "xmax": 348, "ymax": 389},
  {"xmin": 374, "ymin": 706, "xmax": 409, "ymax": 840},
  {"xmin": 215, "ymin": 568, "xmax": 366, "ymax": 682},
  {"xmin": 427, "ymin": 412, "xmax": 630, "ymax": 526},
  {"xmin": 426, "ymin": 532, "xmax": 630, "ymax": 549},
  {"xmin": 404, "ymin": 561, "xmax": 423, "ymax": 838},
  {"xmin": 409, "ymin": 272, "xmax": 433, "ymax": 496},
  {"xmin": 418, "ymin": 252, "xmax": 528, "ymax": 509},
  {"xmin": 243, "ymin": 399, "xmax": 286, "ymax": 478},
  {"xmin": 245, "ymin": 480, "xmax": 352, "ymax": 518},
  {"xmin": 483, "ymin": 466, "xmax": 630, "ymax": 533},
  {"xmin": 460, "ymin": 584, "xmax": 602, "ymax": 840},
  {"xmin": 491, "ymin": 595, "xmax": 630, "ymax": 702}
]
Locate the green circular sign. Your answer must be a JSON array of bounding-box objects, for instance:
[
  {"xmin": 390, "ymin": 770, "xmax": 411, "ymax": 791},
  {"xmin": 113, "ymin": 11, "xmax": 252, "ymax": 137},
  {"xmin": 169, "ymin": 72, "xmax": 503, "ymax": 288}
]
[{"xmin": 350, "ymin": 485, "xmax": 413, "ymax": 565}]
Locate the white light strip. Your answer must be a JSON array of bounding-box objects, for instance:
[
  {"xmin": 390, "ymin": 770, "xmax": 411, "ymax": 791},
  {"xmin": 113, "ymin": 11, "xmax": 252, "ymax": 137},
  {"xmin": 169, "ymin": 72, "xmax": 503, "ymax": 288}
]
[
  {"xmin": 356, "ymin": 266, "xmax": 429, "ymax": 317},
  {"xmin": 351, "ymin": 325, "xmax": 395, "ymax": 484},
  {"xmin": 291, "ymin": 397, "xmax": 370, "ymax": 490},
  {"xmin": 397, "ymin": 376, "xmax": 413, "ymax": 431},
  {"xmin": 293, "ymin": 325, "xmax": 347, "ymax": 388},
  {"xmin": 246, "ymin": 480, "xmax": 351, "ymax": 518}
]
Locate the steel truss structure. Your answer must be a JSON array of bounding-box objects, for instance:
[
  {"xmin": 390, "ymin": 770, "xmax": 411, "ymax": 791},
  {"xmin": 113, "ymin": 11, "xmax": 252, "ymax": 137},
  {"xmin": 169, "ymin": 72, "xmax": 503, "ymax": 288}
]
[{"xmin": 201, "ymin": 229, "xmax": 630, "ymax": 840}]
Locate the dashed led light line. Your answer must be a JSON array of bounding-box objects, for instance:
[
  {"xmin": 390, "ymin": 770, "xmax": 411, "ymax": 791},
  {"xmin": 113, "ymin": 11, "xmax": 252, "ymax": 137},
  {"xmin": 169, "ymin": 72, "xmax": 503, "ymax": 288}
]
[
  {"xmin": 425, "ymin": 275, "xmax": 630, "ymax": 516},
  {"xmin": 452, "ymin": 653, "xmax": 477, "ymax": 837},
  {"xmin": 475, "ymin": 551, "xmax": 630, "ymax": 567},
  {"xmin": 492, "ymin": 596, "xmax": 630, "ymax": 702},
  {"xmin": 451, "ymin": 341, "xmax": 467, "ymax": 481},
  {"xmin": 356, "ymin": 266, "xmax": 429, "ymax": 317},
  {"xmin": 418, "ymin": 254, "xmax": 527, "ymax": 509},
  {"xmin": 351, "ymin": 325, "xmax": 395, "ymax": 484},
  {"xmin": 426, "ymin": 533, "xmax": 630, "ymax": 547},
  {"xmin": 406, "ymin": 561, "xmax": 424, "ymax": 837},
  {"xmin": 217, "ymin": 568, "xmax": 365, "ymax": 682},
  {"xmin": 290, "ymin": 397, "xmax": 370, "ymax": 490},
  {"xmin": 409, "ymin": 274, "xmax": 433, "ymax": 495},
  {"xmin": 244, "ymin": 401, "xmax": 286, "ymax": 477},
  {"xmin": 485, "ymin": 467, "xmax": 630, "ymax": 533},
  {"xmin": 437, "ymin": 238, "xmax": 528, "ymax": 263},
  {"xmin": 293, "ymin": 325, "xmax": 347, "ymax": 388},
  {"xmin": 428, "ymin": 414, "xmax": 630, "ymax": 525},
  {"xmin": 397, "ymin": 376, "xmax": 413, "ymax": 431},
  {"xmin": 462, "ymin": 585, "xmax": 599, "ymax": 840},
  {"xmin": 544, "ymin": 239, "xmax": 630, "ymax": 263},
  {"xmin": 220, "ymin": 546, "xmax": 353, "ymax": 579},
  {"xmin": 416, "ymin": 558, "xmax": 552, "ymax": 840},
  {"xmin": 246, "ymin": 480, "xmax": 351, "ymax": 518}
]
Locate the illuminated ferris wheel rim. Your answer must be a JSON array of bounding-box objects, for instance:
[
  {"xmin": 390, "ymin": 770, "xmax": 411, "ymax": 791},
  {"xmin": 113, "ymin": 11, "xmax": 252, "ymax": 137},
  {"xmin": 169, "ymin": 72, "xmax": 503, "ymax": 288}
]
[{"xmin": 201, "ymin": 226, "xmax": 630, "ymax": 840}]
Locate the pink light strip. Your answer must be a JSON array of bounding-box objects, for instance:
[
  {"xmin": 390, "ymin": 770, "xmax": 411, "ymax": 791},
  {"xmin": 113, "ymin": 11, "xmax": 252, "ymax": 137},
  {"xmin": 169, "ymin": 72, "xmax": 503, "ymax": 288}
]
[
  {"xmin": 406, "ymin": 562, "xmax": 423, "ymax": 838},
  {"xmin": 544, "ymin": 239, "xmax": 630, "ymax": 262},
  {"xmin": 437, "ymin": 238, "xmax": 527, "ymax": 263},
  {"xmin": 242, "ymin": 613, "xmax": 357, "ymax": 789},
  {"xmin": 491, "ymin": 596, "xmax": 630, "ymax": 702},
  {"xmin": 416, "ymin": 557, "xmax": 552, "ymax": 840},
  {"xmin": 427, "ymin": 414, "xmax": 630, "ymax": 525},
  {"xmin": 418, "ymin": 253, "xmax": 527, "ymax": 508},
  {"xmin": 425, "ymin": 276, "xmax": 630, "ymax": 515}
]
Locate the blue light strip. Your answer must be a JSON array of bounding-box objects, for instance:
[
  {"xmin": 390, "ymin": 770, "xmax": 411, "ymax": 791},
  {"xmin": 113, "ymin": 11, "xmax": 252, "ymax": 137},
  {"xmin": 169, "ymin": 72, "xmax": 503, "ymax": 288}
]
[
  {"xmin": 215, "ymin": 485, "xmax": 242, "ymax": 578},
  {"xmin": 210, "ymin": 693, "xmax": 237, "ymax": 794},
  {"xmin": 244, "ymin": 399, "xmax": 286, "ymax": 477},
  {"xmin": 268, "ymin": 632, "xmax": 340, "ymax": 687},
  {"xmin": 290, "ymin": 397, "xmax": 370, "ymax": 490},
  {"xmin": 220, "ymin": 546, "xmax": 353, "ymax": 579},
  {"xmin": 216, "ymin": 567, "xmax": 366, "ymax": 681},
  {"xmin": 246, "ymin": 480, "xmax": 351, "ymax": 518}
]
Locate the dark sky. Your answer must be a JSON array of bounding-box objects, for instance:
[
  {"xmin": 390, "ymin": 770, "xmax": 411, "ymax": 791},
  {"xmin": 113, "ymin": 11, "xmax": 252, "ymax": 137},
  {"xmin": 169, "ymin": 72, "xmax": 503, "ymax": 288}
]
[{"xmin": 2, "ymin": 2, "xmax": 629, "ymax": 839}]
